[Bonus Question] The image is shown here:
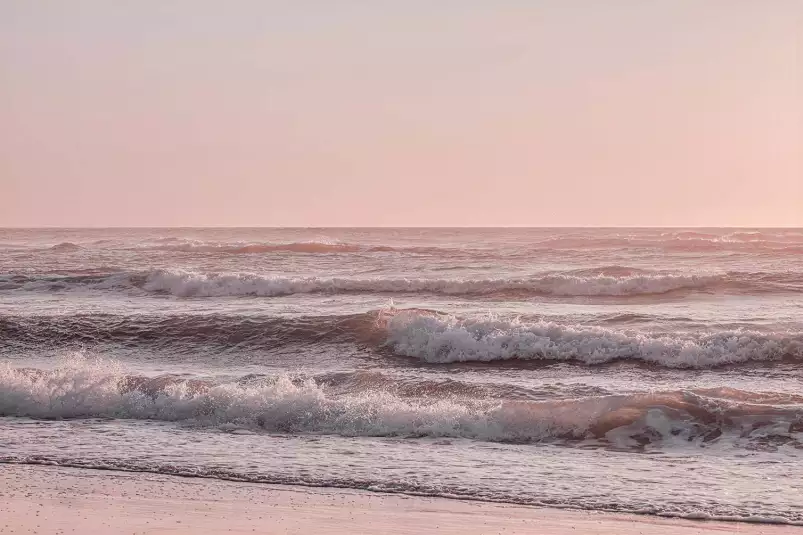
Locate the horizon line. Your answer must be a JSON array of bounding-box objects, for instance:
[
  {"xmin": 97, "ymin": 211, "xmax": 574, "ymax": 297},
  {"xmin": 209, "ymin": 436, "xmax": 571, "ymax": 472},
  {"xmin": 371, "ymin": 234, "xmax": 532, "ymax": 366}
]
[{"xmin": 2, "ymin": 225, "xmax": 802, "ymax": 230}]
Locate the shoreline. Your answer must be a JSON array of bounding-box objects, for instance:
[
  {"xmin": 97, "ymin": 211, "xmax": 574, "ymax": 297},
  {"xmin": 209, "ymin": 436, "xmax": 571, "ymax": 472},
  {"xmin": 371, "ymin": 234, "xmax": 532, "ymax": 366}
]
[
  {"xmin": 2, "ymin": 459, "xmax": 799, "ymax": 528},
  {"xmin": 1, "ymin": 464, "xmax": 798, "ymax": 534}
]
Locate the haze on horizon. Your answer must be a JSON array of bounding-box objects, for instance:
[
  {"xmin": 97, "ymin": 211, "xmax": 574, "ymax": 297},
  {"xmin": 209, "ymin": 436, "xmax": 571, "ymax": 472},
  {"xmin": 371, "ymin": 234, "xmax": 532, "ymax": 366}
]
[{"xmin": 2, "ymin": 1, "xmax": 801, "ymax": 228}]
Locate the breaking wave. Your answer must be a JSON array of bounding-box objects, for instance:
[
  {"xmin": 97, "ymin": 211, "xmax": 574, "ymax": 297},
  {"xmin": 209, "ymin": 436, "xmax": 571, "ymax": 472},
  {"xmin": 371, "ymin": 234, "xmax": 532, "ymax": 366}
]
[
  {"xmin": 1, "ymin": 358, "xmax": 801, "ymax": 447},
  {"xmin": 4, "ymin": 309, "xmax": 803, "ymax": 369},
  {"xmin": 138, "ymin": 270, "xmax": 726, "ymax": 297},
  {"xmin": 384, "ymin": 312, "xmax": 803, "ymax": 368},
  {"xmin": 4, "ymin": 268, "xmax": 801, "ymax": 297}
]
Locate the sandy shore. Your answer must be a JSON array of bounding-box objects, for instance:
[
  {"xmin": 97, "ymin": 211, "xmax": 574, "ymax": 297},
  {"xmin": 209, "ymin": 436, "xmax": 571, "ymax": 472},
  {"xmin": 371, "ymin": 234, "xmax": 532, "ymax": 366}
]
[{"xmin": 0, "ymin": 464, "xmax": 796, "ymax": 534}]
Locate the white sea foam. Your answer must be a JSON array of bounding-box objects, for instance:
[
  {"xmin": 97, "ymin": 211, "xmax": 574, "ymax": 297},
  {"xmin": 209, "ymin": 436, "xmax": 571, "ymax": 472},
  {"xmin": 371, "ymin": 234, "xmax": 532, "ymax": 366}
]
[
  {"xmin": 2, "ymin": 357, "xmax": 800, "ymax": 444},
  {"xmin": 383, "ymin": 313, "xmax": 803, "ymax": 367},
  {"xmin": 135, "ymin": 269, "xmax": 722, "ymax": 297},
  {"xmin": 0, "ymin": 356, "xmax": 575, "ymax": 440},
  {"xmin": 121, "ymin": 239, "xmax": 461, "ymax": 255},
  {"xmin": 5, "ymin": 267, "xmax": 798, "ymax": 297}
]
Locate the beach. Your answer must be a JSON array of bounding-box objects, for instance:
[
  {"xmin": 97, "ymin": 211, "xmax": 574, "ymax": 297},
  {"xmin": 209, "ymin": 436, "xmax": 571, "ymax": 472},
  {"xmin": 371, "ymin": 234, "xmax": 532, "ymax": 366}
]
[
  {"xmin": 2, "ymin": 464, "xmax": 797, "ymax": 535},
  {"xmin": 2, "ymin": 228, "xmax": 802, "ymax": 528},
  {"xmin": 4, "ymin": 0, "xmax": 802, "ymax": 531}
]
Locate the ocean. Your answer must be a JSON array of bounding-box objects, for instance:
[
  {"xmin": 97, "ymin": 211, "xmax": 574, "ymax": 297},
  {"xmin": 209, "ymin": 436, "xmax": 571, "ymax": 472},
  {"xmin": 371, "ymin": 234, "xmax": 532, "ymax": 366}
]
[{"xmin": 1, "ymin": 227, "xmax": 802, "ymax": 524}]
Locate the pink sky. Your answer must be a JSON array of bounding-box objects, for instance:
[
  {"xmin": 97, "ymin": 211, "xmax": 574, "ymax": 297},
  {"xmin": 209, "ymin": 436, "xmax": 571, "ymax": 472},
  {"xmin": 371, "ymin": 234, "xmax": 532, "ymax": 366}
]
[{"xmin": 1, "ymin": 1, "xmax": 801, "ymax": 227}]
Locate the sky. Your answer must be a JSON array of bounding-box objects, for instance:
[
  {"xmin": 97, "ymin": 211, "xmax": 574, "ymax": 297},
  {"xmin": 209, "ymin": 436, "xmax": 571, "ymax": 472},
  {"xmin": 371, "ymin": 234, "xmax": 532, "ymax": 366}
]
[{"xmin": 1, "ymin": 1, "xmax": 801, "ymax": 227}]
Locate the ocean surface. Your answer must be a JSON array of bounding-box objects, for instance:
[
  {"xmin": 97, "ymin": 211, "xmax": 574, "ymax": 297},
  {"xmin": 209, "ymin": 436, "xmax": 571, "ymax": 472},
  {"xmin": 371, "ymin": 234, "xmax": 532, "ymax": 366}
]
[{"xmin": 1, "ymin": 227, "xmax": 802, "ymax": 524}]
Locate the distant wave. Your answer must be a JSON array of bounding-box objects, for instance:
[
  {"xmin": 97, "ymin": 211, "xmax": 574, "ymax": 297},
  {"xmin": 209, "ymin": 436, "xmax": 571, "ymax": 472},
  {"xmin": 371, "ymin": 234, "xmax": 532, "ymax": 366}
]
[
  {"xmin": 4, "ymin": 268, "xmax": 800, "ymax": 298},
  {"xmin": 7, "ymin": 229, "xmax": 803, "ymax": 256},
  {"xmin": 12, "ymin": 239, "xmax": 476, "ymax": 256},
  {"xmin": 0, "ymin": 241, "xmax": 85, "ymax": 252},
  {"xmin": 49, "ymin": 242, "xmax": 83, "ymax": 252},
  {"xmin": 146, "ymin": 241, "xmax": 363, "ymax": 254},
  {"xmin": 532, "ymin": 231, "xmax": 803, "ymax": 253},
  {"xmin": 535, "ymin": 238, "xmax": 803, "ymax": 253},
  {"xmin": 1, "ymin": 359, "xmax": 801, "ymax": 448},
  {"xmin": 129, "ymin": 240, "xmax": 470, "ymax": 256},
  {"xmin": 4, "ymin": 309, "xmax": 803, "ymax": 369},
  {"xmin": 36, "ymin": 241, "xmax": 803, "ymax": 257}
]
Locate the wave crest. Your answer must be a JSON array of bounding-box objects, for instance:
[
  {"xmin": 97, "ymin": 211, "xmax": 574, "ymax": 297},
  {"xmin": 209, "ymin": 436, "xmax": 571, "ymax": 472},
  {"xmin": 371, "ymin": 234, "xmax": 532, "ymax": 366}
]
[
  {"xmin": 4, "ymin": 308, "xmax": 803, "ymax": 369},
  {"xmin": 2, "ymin": 359, "xmax": 801, "ymax": 446},
  {"xmin": 49, "ymin": 242, "xmax": 82, "ymax": 252},
  {"xmin": 138, "ymin": 270, "xmax": 724, "ymax": 298},
  {"xmin": 7, "ymin": 268, "xmax": 790, "ymax": 298},
  {"xmin": 383, "ymin": 312, "xmax": 803, "ymax": 368}
]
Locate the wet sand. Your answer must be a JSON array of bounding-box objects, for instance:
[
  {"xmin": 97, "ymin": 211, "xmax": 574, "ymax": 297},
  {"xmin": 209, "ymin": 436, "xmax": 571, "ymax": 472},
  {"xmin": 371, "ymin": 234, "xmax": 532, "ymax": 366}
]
[{"xmin": 0, "ymin": 464, "xmax": 796, "ymax": 534}]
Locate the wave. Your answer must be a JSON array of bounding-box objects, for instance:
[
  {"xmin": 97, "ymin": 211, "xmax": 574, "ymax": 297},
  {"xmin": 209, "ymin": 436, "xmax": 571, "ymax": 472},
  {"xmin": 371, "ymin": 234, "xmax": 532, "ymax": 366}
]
[
  {"xmin": 533, "ymin": 232, "xmax": 803, "ymax": 253},
  {"xmin": 126, "ymin": 240, "xmax": 470, "ymax": 256},
  {"xmin": 7, "ymin": 230, "xmax": 803, "ymax": 257},
  {"xmin": 49, "ymin": 242, "xmax": 83, "ymax": 252},
  {"xmin": 4, "ymin": 309, "xmax": 803, "ymax": 369},
  {"xmin": 4, "ymin": 268, "xmax": 801, "ymax": 297},
  {"xmin": 383, "ymin": 312, "xmax": 803, "ymax": 368},
  {"xmin": 146, "ymin": 241, "xmax": 363, "ymax": 254},
  {"xmin": 14, "ymin": 239, "xmax": 474, "ymax": 256},
  {"xmin": 0, "ymin": 312, "xmax": 383, "ymax": 350},
  {"xmin": 1, "ymin": 359, "xmax": 801, "ymax": 447},
  {"xmin": 139, "ymin": 270, "xmax": 729, "ymax": 298}
]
